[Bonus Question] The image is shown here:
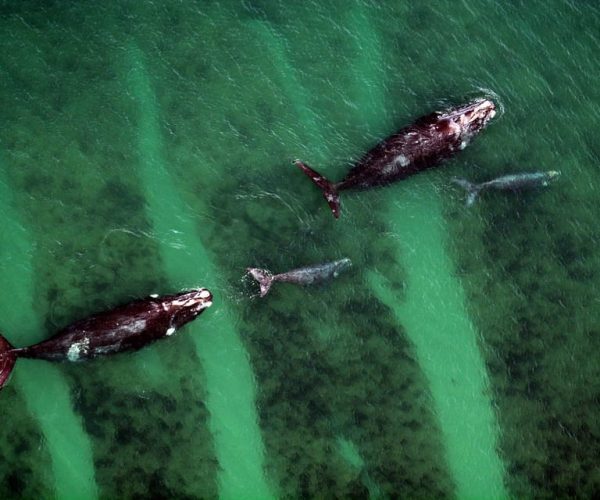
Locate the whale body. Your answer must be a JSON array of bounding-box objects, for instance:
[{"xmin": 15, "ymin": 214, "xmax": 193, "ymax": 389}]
[
  {"xmin": 452, "ymin": 171, "xmax": 560, "ymax": 206},
  {"xmin": 0, "ymin": 288, "xmax": 213, "ymax": 390},
  {"xmin": 294, "ymin": 98, "xmax": 497, "ymax": 218},
  {"xmin": 247, "ymin": 258, "xmax": 352, "ymax": 297}
]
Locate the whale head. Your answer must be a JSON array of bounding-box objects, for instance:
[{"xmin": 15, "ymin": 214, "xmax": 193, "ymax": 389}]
[
  {"xmin": 457, "ymin": 98, "xmax": 496, "ymax": 136},
  {"xmin": 441, "ymin": 98, "xmax": 496, "ymax": 141},
  {"xmin": 163, "ymin": 288, "xmax": 213, "ymax": 329},
  {"xmin": 335, "ymin": 258, "xmax": 352, "ymax": 271},
  {"xmin": 331, "ymin": 258, "xmax": 352, "ymax": 277}
]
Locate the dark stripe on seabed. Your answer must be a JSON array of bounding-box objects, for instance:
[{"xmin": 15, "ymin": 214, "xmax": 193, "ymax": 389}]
[
  {"xmin": 123, "ymin": 42, "xmax": 272, "ymax": 499},
  {"xmin": 446, "ymin": 180, "xmax": 600, "ymax": 498},
  {"xmin": 0, "ymin": 6, "xmax": 220, "ymax": 495},
  {"xmin": 207, "ymin": 182, "xmax": 454, "ymax": 498},
  {"xmin": 0, "ymin": 174, "xmax": 55, "ymax": 499},
  {"xmin": 369, "ymin": 185, "xmax": 507, "ymax": 500},
  {"xmin": 238, "ymin": 7, "xmax": 453, "ymax": 494},
  {"xmin": 6, "ymin": 114, "xmax": 218, "ymax": 498},
  {"xmin": 113, "ymin": 3, "xmax": 455, "ymax": 495}
]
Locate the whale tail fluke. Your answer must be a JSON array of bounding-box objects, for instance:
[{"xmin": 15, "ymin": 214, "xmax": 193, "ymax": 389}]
[
  {"xmin": 247, "ymin": 268, "xmax": 275, "ymax": 297},
  {"xmin": 451, "ymin": 178, "xmax": 483, "ymax": 207},
  {"xmin": 293, "ymin": 160, "xmax": 341, "ymax": 218},
  {"xmin": 0, "ymin": 334, "xmax": 16, "ymax": 390}
]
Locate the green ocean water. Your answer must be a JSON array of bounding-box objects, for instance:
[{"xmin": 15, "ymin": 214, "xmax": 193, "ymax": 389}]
[{"xmin": 1, "ymin": 1, "xmax": 599, "ymax": 498}]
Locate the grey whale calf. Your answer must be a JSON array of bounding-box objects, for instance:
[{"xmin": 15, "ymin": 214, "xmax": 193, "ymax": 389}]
[
  {"xmin": 452, "ymin": 171, "xmax": 560, "ymax": 206},
  {"xmin": 247, "ymin": 258, "xmax": 352, "ymax": 297}
]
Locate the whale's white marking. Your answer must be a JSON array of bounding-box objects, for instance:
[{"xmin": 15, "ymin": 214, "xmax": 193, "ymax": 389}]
[
  {"xmin": 121, "ymin": 319, "xmax": 147, "ymax": 333},
  {"xmin": 382, "ymin": 163, "xmax": 398, "ymax": 176},
  {"xmin": 166, "ymin": 326, "xmax": 176, "ymax": 336},
  {"xmin": 67, "ymin": 337, "xmax": 90, "ymax": 362},
  {"xmin": 394, "ymin": 154, "xmax": 410, "ymax": 167},
  {"xmin": 150, "ymin": 293, "xmax": 159, "ymax": 298},
  {"xmin": 448, "ymin": 120, "xmax": 462, "ymax": 135}
]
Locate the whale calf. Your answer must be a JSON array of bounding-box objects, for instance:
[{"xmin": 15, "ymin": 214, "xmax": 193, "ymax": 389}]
[
  {"xmin": 294, "ymin": 98, "xmax": 496, "ymax": 218},
  {"xmin": 0, "ymin": 288, "xmax": 213, "ymax": 390},
  {"xmin": 247, "ymin": 258, "xmax": 352, "ymax": 297},
  {"xmin": 452, "ymin": 171, "xmax": 560, "ymax": 206}
]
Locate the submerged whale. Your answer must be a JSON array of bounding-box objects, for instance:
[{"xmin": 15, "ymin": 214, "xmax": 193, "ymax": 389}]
[
  {"xmin": 452, "ymin": 171, "xmax": 560, "ymax": 206},
  {"xmin": 0, "ymin": 288, "xmax": 213, "ymax": 390},
  {"xmin": 247, "ymin": 258, "xmax": 352, "ymax": 297},
  {"xmin": 294, "ymin": 98, "xmax": 497, "ymax": 218}
]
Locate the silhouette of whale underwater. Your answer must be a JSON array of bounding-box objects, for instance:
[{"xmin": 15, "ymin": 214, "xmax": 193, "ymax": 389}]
[
  {"xmin": 247, "ymin": 258, "xmax": 352, "ymax": 297},
  {"xmin": 452, "ymin": 170, "xmax": 560, "ymax": 206}
]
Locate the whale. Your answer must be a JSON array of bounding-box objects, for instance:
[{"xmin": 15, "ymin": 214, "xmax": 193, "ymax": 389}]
[
  {"xmin": 294, "ymin": 98, "xmax": 497, "ymax": 218},
  {"xmin": 0, "ymin": 288, "xmax": 213, "ymax": 390},
  {"xmin": 247, "ymin": 258, "xmax": 352, "ymax": 297},
  {"xmin": 452, "ymin": 171, "xmax": 560, "ymax": 206}
]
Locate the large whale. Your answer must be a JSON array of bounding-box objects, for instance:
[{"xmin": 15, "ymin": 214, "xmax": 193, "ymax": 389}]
[
  {"xmin": 294, "ymin": 98, "xmax": 497, "ymax": 218},
  {"xmin": 0, "ymin": 288, "xmax": 212, "ymax": 390},
  {"xmin": 247, "ymin": 258, "xmax": 352, "ymax": 297},
  {"xmin": 452, "ymin": 171, "xmax": 560, "ymax": 206}
]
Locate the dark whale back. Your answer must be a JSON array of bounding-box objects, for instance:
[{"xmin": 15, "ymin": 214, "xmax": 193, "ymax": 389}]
[
  {"xmin": 18, "ymin": 290, "xmax": 212, "ymax": 362},
  {"xmin": 340, "ymin": 115, "xmax": 462, "ymax": 190},
  {"xmin": 0, "ymin": 289, "xmax": 212, "ymax": 390},
  {"xmin": 294, "ymin": 98, "xmax": 497, "ymax": 218},
  {"xmin": 21, "ymin": 298, "xmax": 171, "ymax": 361}
]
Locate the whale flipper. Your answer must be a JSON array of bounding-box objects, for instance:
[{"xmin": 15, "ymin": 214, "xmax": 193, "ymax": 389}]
[
  {"xmin": 0, "ymin": 335, "xmax": 16, "ymax": 390},
  {"xmin": 452, "ymin": 177, "xmax": 483, "ymax": 207},
  {"xmin": 293, "ymin": 160, "xmax": 341, "ymax": 218},
  {"xmin": 247, "ymin": 268, "xmax": 275, "ymax": 297}
]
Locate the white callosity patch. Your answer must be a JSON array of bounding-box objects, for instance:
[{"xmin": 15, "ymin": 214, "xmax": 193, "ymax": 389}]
[
  {"xmin": 382, "ymin": 153, "xmax": 410, "ymax": 176},
  {"xmin": 381, "ymin": 162, "xmax": 398, "ymax": 176},
  {"xmin": 67, "ymin": 337, "xmax": 91, "ymax": 362},
  {"xmin": 169, "ymin": 290, "xmax": 213, "ymax": 313},
  {"xmin": 448, "ymin": 119, "xmax": 462, "ymax": 136},
  {"xmin": 394, "ymin": 154, "xmax": 410, "ymax": 167},
  {"xmin": 166, "ymin": 326, "xmax": 176, "ymax": 336},
  {"xmin": 120, "ymin": 319, "xmax": 147, "ymax": 334}
]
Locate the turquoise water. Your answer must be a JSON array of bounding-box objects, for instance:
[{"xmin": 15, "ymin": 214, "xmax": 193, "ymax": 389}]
[{"xmin": 1, "ymin": 1, "xmax": 599, "ymax": 498}]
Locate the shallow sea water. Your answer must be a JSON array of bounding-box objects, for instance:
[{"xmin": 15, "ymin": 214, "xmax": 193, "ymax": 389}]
[{"xmin": 1, "ymin": 1, "xmax": 599, "ymax": 498}]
